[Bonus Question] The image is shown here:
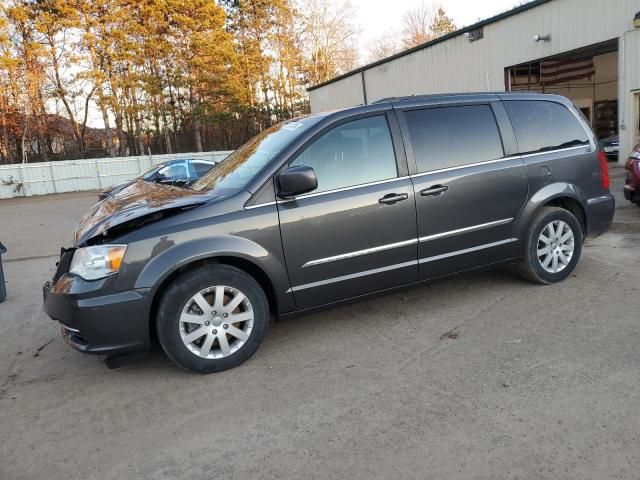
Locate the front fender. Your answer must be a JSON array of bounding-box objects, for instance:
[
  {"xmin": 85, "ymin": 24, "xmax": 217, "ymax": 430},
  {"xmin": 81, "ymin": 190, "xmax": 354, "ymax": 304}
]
[
  {"xmin": 514, "ymin": 182, "xmax": 587, "ymax": 241},
  {"xmin": 133, "ymin": 235, "xmax": 294, "ymax": 312}
]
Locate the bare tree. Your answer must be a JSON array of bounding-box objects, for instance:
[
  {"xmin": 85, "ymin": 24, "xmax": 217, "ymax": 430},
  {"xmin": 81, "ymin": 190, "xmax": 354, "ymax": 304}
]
[
  {"xmin": 401, "ymin": 2, "xmax": 438, "ymax": 48},
  {"xmin": 367, "ymin": 3, "xmax": 456, "ymax": 62},
  {"xmin": 299, "ymin": 0, "xmax": 361, "ymax": 85},
  {"xmin": 366, "ymin": 28, "xmax": 402, "ymax": 63}
]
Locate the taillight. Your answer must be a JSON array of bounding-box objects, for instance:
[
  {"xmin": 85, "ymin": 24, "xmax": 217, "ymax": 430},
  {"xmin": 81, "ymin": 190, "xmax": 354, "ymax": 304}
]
[
  {"xmin": 597, "ymin": 150, "xmax": 610, "ymax": 190},
  {"xmin": 625, "ymin": 144, "xmax": 640, "ymax": 171},
  {"xmin": 625, "ymin": 156, "xmax": 634, "ymax": 171}
]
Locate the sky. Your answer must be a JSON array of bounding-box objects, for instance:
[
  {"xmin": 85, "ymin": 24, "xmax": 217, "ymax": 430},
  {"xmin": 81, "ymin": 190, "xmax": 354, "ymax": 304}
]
[{"xmin": 355, "ymin": 0, "xmax": 524, "ymax": 57}]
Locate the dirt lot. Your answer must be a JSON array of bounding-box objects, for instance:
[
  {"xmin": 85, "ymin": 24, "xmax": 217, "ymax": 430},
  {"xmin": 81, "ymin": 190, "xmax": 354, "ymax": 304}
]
[{"xmin": 1, "ymin": 167, "xmax": 639, "ymax": 480}]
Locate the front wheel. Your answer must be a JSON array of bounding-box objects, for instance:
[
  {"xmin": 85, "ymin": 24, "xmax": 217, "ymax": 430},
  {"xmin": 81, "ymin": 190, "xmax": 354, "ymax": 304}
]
[
  {"xmin": 157, "ymin": 264, "xmax": 269, "ymax": 373},
  {"xmin": 517, "ymin": 206, "xmax": 583, "ymax": 284}
]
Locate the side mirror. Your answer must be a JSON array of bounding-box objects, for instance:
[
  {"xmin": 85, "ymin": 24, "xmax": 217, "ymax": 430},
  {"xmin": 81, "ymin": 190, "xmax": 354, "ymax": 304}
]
[{"xmin": 277, "ymin": 166, "xmax": 318, "ymax": 198}]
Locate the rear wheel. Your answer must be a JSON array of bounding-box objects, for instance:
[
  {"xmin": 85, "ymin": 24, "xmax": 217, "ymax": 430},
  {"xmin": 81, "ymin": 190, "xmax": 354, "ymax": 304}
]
[
  {"xmin": 517, "ymin": 206, "xmax": 583, "ymax": 284},
  {"xmin": 157, "ymin": 264, "xmax": 269, "ymax": 373}
]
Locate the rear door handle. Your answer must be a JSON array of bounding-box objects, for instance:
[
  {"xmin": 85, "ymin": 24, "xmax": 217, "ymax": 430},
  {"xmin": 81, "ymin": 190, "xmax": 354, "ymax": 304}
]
[
  {"xmin": 378, "ymin": 193, "xmax": 409, "ymax": 205},
  {"xmin": 420, "ymin": 185, "xmax": 448, "ymax": 196}
]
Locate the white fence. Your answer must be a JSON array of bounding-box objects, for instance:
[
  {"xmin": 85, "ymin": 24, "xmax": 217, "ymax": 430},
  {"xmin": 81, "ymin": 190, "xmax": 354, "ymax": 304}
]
[{"xmin": 0, "ymin": 151, "xmax": 233, "ymax": 199}]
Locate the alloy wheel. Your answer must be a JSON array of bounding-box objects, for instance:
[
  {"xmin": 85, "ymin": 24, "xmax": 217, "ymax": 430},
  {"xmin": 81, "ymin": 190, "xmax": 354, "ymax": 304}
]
[
  {"xmin": 537, "ymin": 220, "xmax": 575, "ymax": 273},
  {"xmin": 179, "ymin": 285, "xmax": 254, "ymax": 359}
]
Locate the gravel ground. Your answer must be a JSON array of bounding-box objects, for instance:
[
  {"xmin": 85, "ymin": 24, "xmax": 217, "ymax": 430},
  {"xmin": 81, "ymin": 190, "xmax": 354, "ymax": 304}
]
[{"xmin": 0, "ymin": 167, "xmax": 639, "ymax": 480}]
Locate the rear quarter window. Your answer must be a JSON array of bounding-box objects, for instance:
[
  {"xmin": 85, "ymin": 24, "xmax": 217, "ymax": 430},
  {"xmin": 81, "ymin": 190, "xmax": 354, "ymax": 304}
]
[
  {"xmin": 193, "ymin": 162, "xmax": 214, "ymax": 175},
  {"xmin": 503, "ymin": 100, "xmax": 590, "ymax": 155}
]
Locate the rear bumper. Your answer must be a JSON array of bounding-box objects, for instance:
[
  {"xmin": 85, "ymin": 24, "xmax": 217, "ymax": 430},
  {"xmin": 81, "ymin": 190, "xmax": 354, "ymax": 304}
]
[
  {"xmin": 43, "ymin": 274, "xmax": 151, "ymax": 355},
  {"xmin": 585, "ymin": 192, "xmax": 615, "ymax": 237}
]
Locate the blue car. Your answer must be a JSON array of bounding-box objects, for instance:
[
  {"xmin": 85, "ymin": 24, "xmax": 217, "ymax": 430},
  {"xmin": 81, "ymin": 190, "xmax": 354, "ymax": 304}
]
[{"xmin": 98, "ymin": 159, "xmax": 217, "ymax": 200}]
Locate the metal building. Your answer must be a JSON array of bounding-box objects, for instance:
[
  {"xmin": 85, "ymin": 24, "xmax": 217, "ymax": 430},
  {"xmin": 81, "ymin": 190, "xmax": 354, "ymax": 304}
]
[{"xmin": 308, "ymin": 0, "xmax": 640, "ymax": 165}]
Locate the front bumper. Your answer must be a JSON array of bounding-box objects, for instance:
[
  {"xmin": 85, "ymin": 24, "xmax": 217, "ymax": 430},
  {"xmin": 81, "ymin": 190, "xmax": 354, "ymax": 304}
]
[
  {"xmin": 43, "ymin": 254, "xmax": 151, "ymax": 355},
  {"xmin": 624, "ymin": 184, "xmax": 635, "ymax": 202}
]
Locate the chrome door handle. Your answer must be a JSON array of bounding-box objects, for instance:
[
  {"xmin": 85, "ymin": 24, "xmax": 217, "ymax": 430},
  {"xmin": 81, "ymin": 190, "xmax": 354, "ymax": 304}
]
[
  {"xmin": 420, "ymin": 185, "xmax": 448, "ymax": 196},
  {"xmin": 378, "ymin": 193, "xmax": 409, "ymax": 205}
]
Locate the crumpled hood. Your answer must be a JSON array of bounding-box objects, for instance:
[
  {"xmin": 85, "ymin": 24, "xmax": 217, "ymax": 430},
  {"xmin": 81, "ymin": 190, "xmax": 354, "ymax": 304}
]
[{"xmin": 75, "ymin": 180, "xmax": 211, "ymax": 245}]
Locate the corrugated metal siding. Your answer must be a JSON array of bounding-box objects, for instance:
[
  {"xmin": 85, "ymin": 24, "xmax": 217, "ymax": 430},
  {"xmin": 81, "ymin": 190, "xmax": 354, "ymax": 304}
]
[
  {"xmin": 0, "ymin": 151, "xmax": 232, "ymax": 199},
  {"xmin": 309, "ymin": 73, "xmax": 366, "ymax": 112},
  {"xmin": 622, "ymin": 29, "xmax": 640, "ymax": 92},
  {"xmin": 310, "ymin": 0, "xmax": 640, "ymax": 109},
  {"xmin": 620, "ymin": 28, "xmax": 640, "ymax": 160}
]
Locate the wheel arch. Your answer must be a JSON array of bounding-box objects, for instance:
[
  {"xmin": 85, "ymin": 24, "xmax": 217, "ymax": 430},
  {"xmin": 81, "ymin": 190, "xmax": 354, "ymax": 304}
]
[
  {"xmin": 543, "ymin": 197, "xmax": 586, "ymax": 235},
  {"xmin": 515, "ymin": 182, "xmax": 588, "ymax": 242},
  {"xmin": 136, "ymin": 236, "xmax": 291, "ymax": 341},
  {"xmin": 147, "ymin": 255, "xmax": 281, "ymax": 343}
]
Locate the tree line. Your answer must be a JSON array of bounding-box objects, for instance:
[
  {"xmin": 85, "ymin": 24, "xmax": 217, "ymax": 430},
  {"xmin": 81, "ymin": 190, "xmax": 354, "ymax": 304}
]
[{"xmin": 0, "ymin": 0, "xmax": 454, "ymax": 164}]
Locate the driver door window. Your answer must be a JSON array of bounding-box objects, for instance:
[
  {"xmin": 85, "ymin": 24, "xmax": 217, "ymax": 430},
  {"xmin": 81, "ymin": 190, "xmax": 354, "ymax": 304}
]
[{"xmin": 290, "ymin": 115, "xmax": 398, "ymax": 193}]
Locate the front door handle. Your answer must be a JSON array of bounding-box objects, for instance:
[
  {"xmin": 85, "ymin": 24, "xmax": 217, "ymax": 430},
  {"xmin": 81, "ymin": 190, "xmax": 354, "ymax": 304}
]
[
  {"xmin": 420, "ymin": 184, "xmax": 448, "ymax": 196},
  {"xmin": 378, "ymin": 193, "xmax": 409, "ymax": 205}
]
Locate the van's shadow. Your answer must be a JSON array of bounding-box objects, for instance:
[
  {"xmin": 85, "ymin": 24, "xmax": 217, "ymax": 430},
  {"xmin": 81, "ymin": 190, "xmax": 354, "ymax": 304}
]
[{"xmin": 106, "ymin": 265, "xmax": 523, "ymax": 373}]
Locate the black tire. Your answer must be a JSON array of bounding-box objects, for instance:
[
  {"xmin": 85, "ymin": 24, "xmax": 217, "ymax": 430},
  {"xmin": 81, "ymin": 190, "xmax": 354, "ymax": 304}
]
[
  {"xmin": 517, "ymin": 206, "xmax": 583, "ymax": 285},
  {"xmin": 156, "ymin": 264, "xmax": 269, "ymax": 373}
]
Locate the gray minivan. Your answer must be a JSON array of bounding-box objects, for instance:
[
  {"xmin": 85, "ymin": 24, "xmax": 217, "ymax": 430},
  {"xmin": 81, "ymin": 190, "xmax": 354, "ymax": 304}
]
[{"xmin": 43, "ymin": 93, "xmax": 614, "ymax": 373}]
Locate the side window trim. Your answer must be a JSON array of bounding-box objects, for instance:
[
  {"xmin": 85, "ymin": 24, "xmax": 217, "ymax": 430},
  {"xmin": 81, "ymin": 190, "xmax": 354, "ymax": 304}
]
[
  {"xmin": 245, "ymin": 175, "xmax": 412, "ymax": 208},
  {"xmin": 491, "ymin": 101, "xmax": 519, "ymax": 157},
  {"xmin": 408, "ymin": 157, "xmax": 520, "ymax": 179},
  {"xmin": 396, "ymin": 102, "xmax": 505, "ymax": 175},
  {"xmin": 277, "ymin": 175, "xmax": 409, "ymax": 202},
  {"xmin": 566, "ymin": 101, "xmax": 598, "ymax": 151},
  {"xmin": 386, "ymin": 109, "xmax": 410, "ymax": 178},
  {"xmin": 506, "ymin": 144, "xmax": 593, "ymax": 159},
  {"xmin": 395, "ymin": 108, "xmax": 418, "ymax": 175}
]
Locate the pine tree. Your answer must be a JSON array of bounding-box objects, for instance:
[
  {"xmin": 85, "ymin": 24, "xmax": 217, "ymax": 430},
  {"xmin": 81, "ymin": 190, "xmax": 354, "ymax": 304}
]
[{"xmin": 430, "ymin": 6, "xmax": 456, "ymax": 38}]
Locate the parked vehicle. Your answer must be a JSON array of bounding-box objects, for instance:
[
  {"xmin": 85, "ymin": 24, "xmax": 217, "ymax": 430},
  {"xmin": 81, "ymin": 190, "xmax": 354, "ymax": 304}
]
[
  {"xmin": 623, "ymin": 143, "xmax": 640, "ymax": 206},
  {"xmin": 43, "ymin": 93, "xmax": 614, "ymax": 373},
  {"xmin": 601, "ymin": 134, "xmax": 619, "ymax": 161},
  {"xmin": 98, "ymin": 159, "xmax": 217, "ymax": 200}
]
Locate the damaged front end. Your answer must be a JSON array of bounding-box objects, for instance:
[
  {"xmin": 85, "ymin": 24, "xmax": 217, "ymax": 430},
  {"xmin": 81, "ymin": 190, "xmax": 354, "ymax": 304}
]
[
  {"xmin": 75, "ymin": 179, "xmax": 211, "ymax": 246},
  {"xmin": 42, "ymin": 180, "xmax": 213, "ymax": 356}
]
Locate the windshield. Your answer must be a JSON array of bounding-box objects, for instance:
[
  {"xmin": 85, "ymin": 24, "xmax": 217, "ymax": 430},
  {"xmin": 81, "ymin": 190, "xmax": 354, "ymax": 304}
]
[{"xmin": 191, "ymin": 117, "xmax": 321, "ymax": 194}]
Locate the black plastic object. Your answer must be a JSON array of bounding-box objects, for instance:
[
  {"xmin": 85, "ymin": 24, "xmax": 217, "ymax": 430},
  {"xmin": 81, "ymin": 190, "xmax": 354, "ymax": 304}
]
[{"xmin": 0, "ymin": 242, "xmax": 6, "ymax": 303}]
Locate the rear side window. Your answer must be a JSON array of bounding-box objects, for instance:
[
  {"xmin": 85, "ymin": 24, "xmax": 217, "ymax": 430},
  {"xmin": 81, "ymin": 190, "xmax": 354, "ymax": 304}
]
[
  {"xmin": 193, "ymin": 162, "xmax": 214, "ymax": 175},
  {"xmin": 290, "ymin": 115, "xmax": 397, "ymax": 193},
  {"xmin": 404, "ymin": 105, "xmax": 504, "ymax": 173},
  {"xmin": 503, "ymin": 100, "xmax": 590, "ymax": 155}
]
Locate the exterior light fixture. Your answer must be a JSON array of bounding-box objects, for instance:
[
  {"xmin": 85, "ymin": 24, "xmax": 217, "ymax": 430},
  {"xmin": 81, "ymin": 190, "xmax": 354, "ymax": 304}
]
[
  {"xmin": 464, "ymin": 27, "xmax": 484, "ymax": 42},
  {"xmin": 533, "ymin": 34, "xmax": 551, "ymax": 42},
  {"xmin": 634, "ymin": 11, "xmax": 640, "ymax": 28}
]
